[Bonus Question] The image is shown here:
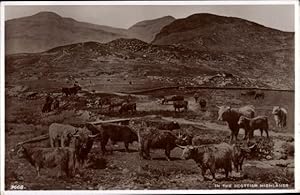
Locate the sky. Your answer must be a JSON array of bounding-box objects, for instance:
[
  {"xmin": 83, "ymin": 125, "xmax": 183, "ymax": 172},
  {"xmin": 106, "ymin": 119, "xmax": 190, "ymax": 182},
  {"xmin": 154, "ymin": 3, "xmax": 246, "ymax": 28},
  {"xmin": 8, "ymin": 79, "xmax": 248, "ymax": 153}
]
[{"xmin": 5, "ymin": 4, "xmax": 295, "ymax": 32}]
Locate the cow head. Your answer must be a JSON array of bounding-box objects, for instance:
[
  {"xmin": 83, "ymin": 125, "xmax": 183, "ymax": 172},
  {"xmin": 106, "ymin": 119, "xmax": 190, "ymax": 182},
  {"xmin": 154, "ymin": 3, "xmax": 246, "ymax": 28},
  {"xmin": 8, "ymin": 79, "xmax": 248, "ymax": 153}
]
[
  {"xmin": 237, "ymin": 116, "xmax": 247, "ymax": 126},
  {"xmin": 177, "ymin": 145, "xmax": 195, "ymax": 160},
  {"xmin": 272, "ymin": 106, "xmax": 281, "ymax": 115},
  {"xmin": 175, "ymin": 131, "xmax": 192, "ymax": 146},
  {"xmin": 217, "ymin": 105, "xmax": 231, "ymax": 121},
  {"xmin": 71, "ymin": 129, "xmax": 99, "ymax": 155}
]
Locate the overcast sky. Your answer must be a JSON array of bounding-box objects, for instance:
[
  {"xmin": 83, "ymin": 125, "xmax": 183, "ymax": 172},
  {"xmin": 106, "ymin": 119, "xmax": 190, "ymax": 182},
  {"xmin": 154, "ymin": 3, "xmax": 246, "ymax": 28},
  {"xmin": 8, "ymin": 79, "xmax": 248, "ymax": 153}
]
[{"xmin": 5, "ymin": 5, "xmax": 295, "ymax": 32}]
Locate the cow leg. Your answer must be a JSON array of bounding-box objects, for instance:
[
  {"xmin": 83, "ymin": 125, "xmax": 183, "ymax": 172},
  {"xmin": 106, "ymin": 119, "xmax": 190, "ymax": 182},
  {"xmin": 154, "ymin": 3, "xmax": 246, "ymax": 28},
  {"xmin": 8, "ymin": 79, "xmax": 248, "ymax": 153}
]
[
  {"xmin": 124, "ymin": 142, "xmax": 130, "ymax": 152},
  {"xmin": 209, "ymin": 167, "xmax": 216, "ymax": 181},
  {"xmin": 201, "ymin": 167, "xmax": 207, "ymax": 180},
  {"xmin": 225, "ymin": 169, "xmax": 229, "ymax": 179},
  {"xmin": 101, "ymin": 137, "xmax": 109, "ymax": 154},
  {"xmin": 165, "ymin": 149, "xmax": 171, "ymax": 161},
  {"xmin": 50, "ymin": 139, "xmax": 54, "ymax": 147},
  {"xmin": 265, "ymin": 129, "xmax": 269, "ymax": 138},
  {"xmin": 61, "ymin": 138, "xmax": 65, "ymax": 148},
  {"xmin": 260, "ymin": 129, "xmax": 263, "ymax": 137},
  {"xmin": 36, "ymin": 166, "xmax": 41, "ymax": 178}
]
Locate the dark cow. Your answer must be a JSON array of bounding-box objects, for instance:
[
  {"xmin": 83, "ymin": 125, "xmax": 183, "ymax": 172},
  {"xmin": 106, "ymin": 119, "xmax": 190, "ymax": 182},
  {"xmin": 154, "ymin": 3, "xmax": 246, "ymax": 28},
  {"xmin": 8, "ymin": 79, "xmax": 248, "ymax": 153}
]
[
  {"xmin": 62, "ymin": 85, "xmax": 81, "ymax": 96},
  {"xmin": 238, "ymin": 116, "xmax": 269, "ymax": 139},
  {"xmin": 178, "ymin": 143, "xmax": 233, "ymax": 180},
  {"xmin": 119, "ymin": 102, "xmax": 137, "ymax": 114},
  {"xmin": 42, "ymin": 95, "xmax": 54, "ymax": 113},
  {"xmin": 173, "ymin": 100, "xmax": 188, "ymax": 112},
  {"xmin": 139, "ymin": 128, "xmax": 188, "ymax": 161},
  {"xmin": 199, "ymin": 99, "xmax": 207, "ymax": 110},
  {"xmin": 254, "ymin": 91, "xmax": 265, "ymax": 100},
  {"xmin": 162, "ymin": 95, "xmax": 184, "ymax": 104},
  {"xmin": 272, "ymin": 106, "xmax": 287, "ymax": 128},
  {"xmin": 17, "ymin": 145, "xmax": 76, "ymax": 177},
  {"xmin": 217, "ymin": 105, "xmax": 255, "ymax": 141},
  {"xmin": 91, "ymin": 123, "xmax": 138, "ymax": 154},
  {"xmin": 241, "ymin": 90, "xmax": 256, "ymax": 97}
]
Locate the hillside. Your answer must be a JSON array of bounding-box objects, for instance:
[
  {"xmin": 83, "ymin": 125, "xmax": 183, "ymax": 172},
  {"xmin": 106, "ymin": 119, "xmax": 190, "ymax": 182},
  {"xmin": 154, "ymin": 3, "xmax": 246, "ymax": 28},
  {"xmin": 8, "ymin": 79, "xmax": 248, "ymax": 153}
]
[
  {"xmin": 5, "ymin": 38, "xmax": 294, "ymax": 90},
  {"xmin": 152, "ymin": 13, "xmax": 294, "ymax": 52},
  {"xmin": 128, "ymin": 16, "xmax": 175, "ymax": 43}
]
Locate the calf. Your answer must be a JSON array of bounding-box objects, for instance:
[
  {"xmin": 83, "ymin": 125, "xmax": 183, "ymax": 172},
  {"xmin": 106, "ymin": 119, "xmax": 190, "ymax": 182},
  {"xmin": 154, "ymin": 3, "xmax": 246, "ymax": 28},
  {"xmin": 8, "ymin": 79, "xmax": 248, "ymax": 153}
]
[
  {"xmin": 17, "ymin": 145, "xmax": 76, "ymax": 177},
  {"xmin": 179, "ymin": 143, "xmax": 233, "ymax": 180},
  {"xmin": 173, "ymin": 100, "xmax": 188, "ymax": 112},
  {"xmin": 238, "ymin": 116, "xmax": 269, "ymax": 139}
]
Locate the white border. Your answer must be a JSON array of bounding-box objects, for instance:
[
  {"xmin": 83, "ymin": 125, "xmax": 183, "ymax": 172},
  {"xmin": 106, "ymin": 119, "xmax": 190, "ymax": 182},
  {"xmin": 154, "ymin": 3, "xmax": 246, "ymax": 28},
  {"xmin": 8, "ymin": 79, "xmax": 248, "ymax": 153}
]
[{"xmin": 1, "ymin": 0, "xmax": 299, "ymax": 194}]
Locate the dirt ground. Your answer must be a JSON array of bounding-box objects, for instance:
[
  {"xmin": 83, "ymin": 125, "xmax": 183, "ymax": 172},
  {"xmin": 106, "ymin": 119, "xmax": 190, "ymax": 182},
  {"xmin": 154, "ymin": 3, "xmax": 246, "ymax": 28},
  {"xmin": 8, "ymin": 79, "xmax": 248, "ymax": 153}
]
[{"xmin": 5, "ymin": 83, "xmax": 294, "ymax": 190}]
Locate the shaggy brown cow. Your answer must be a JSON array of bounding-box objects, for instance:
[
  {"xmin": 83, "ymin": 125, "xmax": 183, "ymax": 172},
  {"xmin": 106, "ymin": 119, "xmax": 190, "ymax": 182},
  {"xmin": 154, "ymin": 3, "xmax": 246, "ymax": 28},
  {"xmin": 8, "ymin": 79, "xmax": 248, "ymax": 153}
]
[
  {"xmin": 217, "ymin": 105, "xmax": 255, "ymax": 141},
  {"xmin": 139, "ymin": 128, "xmax": 188, "ymax": 161},
  {"xmin": 179, "ymin": 143, "xmax": 233, "ymax": 180},
  {"xmin": 17, "ymin": 145, "xmax": 76, "ymax": 177},
  {"xmin": 238, "ymin": 116, "xmax": 269, "ymax": 139},
  {"xmin": 272, "ymin": 106, "xmax": 287, "ymax": 128},
  {"xmin": 232, "ymin": 142, "xmax": 255, "ymax": 172},
  {"xmin": 173, "ymin": 100, "xmax": 188, "ymax": 112}
]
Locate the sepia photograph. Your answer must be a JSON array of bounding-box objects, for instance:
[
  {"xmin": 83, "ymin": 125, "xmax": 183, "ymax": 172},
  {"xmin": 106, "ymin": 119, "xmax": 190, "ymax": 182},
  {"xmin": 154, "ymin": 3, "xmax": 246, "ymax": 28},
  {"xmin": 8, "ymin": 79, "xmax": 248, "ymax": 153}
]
[{"xmin": 1, "ymin": 0, "xmax": 298, "ymax": 192}]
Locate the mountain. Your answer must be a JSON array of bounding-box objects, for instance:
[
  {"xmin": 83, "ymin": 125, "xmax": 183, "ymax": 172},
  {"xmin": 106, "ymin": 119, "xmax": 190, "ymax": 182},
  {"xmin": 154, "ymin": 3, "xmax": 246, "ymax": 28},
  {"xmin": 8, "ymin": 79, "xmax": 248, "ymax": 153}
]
[
  {"xmin": 5, "ymin": 12, "xmax": 175, "ymax": 54},
  {"xmin": 5, "ymin": 12, "xmax": 129, "ymax": 54},
  {"xmin": 152, "ymin": 13, "xmax": 294, "ymax": 52},
  {"xmin": 128, "ymin": 16, "xmax": 175, "ymax": 43}
]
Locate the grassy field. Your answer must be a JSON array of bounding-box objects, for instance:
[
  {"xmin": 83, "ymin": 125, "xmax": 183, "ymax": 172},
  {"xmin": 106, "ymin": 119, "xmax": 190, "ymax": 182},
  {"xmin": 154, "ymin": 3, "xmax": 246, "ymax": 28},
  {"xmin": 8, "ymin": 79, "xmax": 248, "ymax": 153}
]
[{"xmin": 5, "ymin": 80, "xmax": 294, "ymax": 190}]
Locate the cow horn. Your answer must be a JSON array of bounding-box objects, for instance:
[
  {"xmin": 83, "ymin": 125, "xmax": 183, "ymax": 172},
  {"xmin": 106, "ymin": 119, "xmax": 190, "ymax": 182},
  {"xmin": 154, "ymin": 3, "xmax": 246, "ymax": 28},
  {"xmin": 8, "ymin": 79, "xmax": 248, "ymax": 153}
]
[
  {"xmin": 176, "ymin": 145, "xmax": 186, "ymax": 149},
  {"xmin": 88, "ymin": 134, "xmax": 99, "ymax": 138},
  {"xmin": 248, "ymin": 144, "xmax": 256, "ymax": 149},
  {"xmin": 73, "ymin": 129, "xmax": 79, "ymax": 135}
]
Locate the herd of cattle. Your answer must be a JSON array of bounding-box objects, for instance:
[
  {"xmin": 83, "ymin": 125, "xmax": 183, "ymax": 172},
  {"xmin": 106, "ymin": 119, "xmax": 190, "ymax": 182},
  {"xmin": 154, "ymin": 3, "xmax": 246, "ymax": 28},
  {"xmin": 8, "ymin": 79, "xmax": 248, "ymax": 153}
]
[{"xmin": 16, "ymin": 85, "xmax": 288, "ymax": 181}]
